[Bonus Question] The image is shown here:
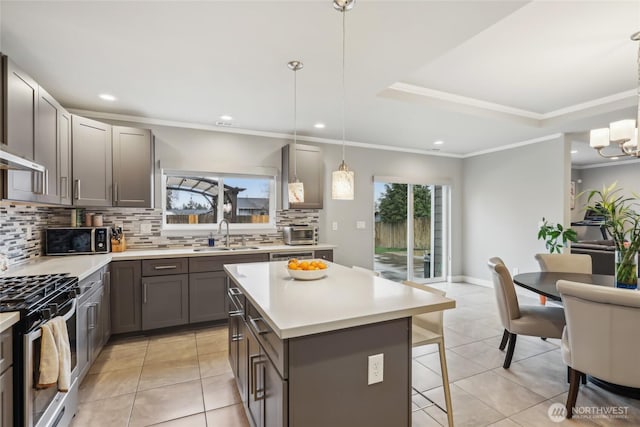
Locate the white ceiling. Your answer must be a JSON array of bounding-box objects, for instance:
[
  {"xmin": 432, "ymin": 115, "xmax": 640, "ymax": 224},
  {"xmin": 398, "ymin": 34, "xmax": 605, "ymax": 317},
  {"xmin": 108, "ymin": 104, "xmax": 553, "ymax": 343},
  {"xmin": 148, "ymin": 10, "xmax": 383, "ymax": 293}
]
[{"xmin": 1, "ymin": 0, "xmax": 639, "ymax": 160}]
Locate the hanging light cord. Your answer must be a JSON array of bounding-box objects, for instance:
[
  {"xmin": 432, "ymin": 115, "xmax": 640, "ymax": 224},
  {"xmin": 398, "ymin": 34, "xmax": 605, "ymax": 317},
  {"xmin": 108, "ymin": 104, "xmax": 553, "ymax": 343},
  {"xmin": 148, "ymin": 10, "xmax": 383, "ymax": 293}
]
[
  {"xmin": 341, "ymin": 7, "xmax": 347, "ymax": 165},
  {"xmin": 293, "ymin": 66, "xmax": 298, "ymax": 182}
]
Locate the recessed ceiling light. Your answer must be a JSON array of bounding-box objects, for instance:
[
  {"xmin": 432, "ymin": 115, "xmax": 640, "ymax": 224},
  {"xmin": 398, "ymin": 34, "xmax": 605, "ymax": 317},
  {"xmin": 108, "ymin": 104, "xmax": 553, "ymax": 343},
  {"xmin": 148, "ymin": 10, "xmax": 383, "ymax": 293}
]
[
  {"xmin": 314, "ymin": 123, "xmax": 326, "ymax": 129},
  {"xmin": 219, "ymin": 115, "xmax": 233, "ymax": 121},
  {"xmin": 433, "ymin": 140, "xmax": 444, "ymax": 145},
  {"xmin": 570, "ymin": 150, "xmax": 578, "ymax": 154},
  {"xmin": 99, "ymin": 93, "xmax": 116, "ymax": 101}
]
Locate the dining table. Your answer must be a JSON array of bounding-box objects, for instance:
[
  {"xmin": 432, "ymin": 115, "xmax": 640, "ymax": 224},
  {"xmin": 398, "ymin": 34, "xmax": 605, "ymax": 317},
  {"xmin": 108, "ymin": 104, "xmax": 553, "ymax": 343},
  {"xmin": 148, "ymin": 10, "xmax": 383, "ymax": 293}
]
[
  {"xmin": 512, "ymin": 271, "xmax": 640, "ymax": 400},
  {"xmin": 512, "ymin": 272, "xmax": 614, "ymax": 302}
]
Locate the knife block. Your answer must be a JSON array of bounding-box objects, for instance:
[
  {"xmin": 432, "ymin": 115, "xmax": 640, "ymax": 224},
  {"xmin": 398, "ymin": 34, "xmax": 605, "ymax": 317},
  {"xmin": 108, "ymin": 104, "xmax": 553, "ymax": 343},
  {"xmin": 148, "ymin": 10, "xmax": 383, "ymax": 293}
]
[{"xmin": 111, "ymin": 235, "xmax": 126, "ymax": 252}]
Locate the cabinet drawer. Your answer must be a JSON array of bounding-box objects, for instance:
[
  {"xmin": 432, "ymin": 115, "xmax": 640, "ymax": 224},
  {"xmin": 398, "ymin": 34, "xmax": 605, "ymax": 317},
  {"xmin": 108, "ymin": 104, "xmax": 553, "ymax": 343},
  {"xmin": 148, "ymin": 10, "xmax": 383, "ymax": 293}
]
[
  {"xmin": 314, "ymin": 249, "xmax": 333, "ymax": 262},
  {"xmin": 189, "ymin": 253, "xmax": 269, "ymax": 273},
  {"xmin": 247, "ymin": 301, "xmax": 288, "ymax": 379},
  {"xmin": 142, "ymin": 258, "xmax": 189, "ymax": 276},
  {"xmin": 0, "ymin": 328, "xmax": 13, "ymax": 373}
]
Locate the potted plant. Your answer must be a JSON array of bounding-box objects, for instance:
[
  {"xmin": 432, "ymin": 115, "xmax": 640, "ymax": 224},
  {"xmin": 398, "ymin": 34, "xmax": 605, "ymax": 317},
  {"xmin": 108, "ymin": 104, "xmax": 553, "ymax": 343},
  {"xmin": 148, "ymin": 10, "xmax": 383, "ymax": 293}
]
[
  {"xmin": 537, "ymin": 217, "xmax": 578, "ymax": 254},
  {"xmin": 584, "ymin": 182, "xmax": 640, "ymax": 289}
]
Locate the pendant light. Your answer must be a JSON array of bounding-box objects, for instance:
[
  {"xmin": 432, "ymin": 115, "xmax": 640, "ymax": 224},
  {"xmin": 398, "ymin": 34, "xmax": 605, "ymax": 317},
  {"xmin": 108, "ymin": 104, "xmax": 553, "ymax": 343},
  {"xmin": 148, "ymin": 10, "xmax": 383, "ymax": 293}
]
[
  {"xmin": 287, "ymin": 60, "xmax": 305, "ymax": 204},
  {"xmin": 331, "ymin": 0, "xmax": 355, "ymax": 200}
]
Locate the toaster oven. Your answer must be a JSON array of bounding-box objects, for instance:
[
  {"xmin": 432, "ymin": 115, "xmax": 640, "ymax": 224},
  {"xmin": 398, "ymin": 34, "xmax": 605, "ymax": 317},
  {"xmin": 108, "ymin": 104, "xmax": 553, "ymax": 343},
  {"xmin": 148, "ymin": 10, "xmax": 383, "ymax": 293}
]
[{"xmin": 282, "ymin": 226, "xmax": 317, "ymax": 245}]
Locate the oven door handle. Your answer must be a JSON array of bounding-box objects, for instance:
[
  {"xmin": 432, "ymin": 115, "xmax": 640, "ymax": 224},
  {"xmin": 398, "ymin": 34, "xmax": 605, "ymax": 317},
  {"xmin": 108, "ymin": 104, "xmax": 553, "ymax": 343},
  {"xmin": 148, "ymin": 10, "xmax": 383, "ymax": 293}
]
[{"xmin": 26, "ymin": 298, "xmax": 77, "ymax": 341}]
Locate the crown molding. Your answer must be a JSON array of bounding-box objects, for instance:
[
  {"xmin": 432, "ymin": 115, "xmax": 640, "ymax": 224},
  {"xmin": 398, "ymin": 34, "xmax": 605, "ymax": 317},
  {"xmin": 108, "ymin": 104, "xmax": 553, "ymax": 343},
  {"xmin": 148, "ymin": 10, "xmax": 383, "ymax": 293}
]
[
  {"xmin": 67, "ymin": 108, "xmax": 465, "ymax": 159},
  {"xmin": 463, "ymin": 133, "xmax": 563, "ymax": 158}
]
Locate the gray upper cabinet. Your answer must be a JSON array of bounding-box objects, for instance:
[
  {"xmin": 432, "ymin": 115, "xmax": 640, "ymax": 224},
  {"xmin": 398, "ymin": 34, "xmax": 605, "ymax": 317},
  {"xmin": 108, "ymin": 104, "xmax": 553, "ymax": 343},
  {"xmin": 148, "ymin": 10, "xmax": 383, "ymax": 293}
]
[
  {"xmin": 5, "ymin": 56, "xmax": 38, "ymax": 202},
  {"xmin": 112, "ymin": 126, "xmax": 153, "ymax": 207},
  {"xmin": 71, "ymin": 115, "xmax": 113, "ymax": 206},
  {"xmin": 281, "ymin": 143, "xmax": 323, "ymax": 209},
  {"xmin": 34, "ymin": 88, "xmax": 63, "ymax": 204},
  {"xmin": 58, "ymin": 110, "xmax": 72, "ymax": 205}
]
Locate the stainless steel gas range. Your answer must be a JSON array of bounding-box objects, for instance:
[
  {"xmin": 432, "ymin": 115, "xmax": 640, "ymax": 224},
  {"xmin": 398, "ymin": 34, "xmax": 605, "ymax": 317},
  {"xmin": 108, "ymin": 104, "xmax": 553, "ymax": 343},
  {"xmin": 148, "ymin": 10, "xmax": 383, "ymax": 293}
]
[{"xmin": 0, "ymin": 274, "xmax": 79, "ymax": 427}]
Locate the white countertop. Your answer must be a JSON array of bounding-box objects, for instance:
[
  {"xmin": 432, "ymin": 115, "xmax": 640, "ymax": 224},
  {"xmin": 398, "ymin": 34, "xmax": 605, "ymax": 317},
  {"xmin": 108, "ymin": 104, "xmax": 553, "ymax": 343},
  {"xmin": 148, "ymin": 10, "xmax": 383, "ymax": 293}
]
[
  {"xmin": 0, "ymin": 312, "xmax": 20, "ymax": 333},
  {"xmin": 0, "ymin": 244, "xmax": 336, "ymax": 280},
  {"xmin": 224, "ymin": 261, "xmax": 456, "ymax": 339}
]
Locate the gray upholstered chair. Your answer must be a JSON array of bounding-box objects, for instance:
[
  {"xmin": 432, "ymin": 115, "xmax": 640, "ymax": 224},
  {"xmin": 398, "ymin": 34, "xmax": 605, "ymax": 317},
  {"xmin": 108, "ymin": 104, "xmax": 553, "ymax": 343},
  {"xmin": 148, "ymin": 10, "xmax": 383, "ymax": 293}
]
[
  {"xmin": 557, "ymin": 280, "xmax": 640, "ymax": 418},
  {"xmin": 534, "ymin": 253, "xmax": 592, "ymax": 274},
  {"xmin": 403, "ymin": 280, "xmax": 453, "ymax": 427},
  {"xmin": 487, "ymin": 257, "xmax": 566, "ymax": 368}
]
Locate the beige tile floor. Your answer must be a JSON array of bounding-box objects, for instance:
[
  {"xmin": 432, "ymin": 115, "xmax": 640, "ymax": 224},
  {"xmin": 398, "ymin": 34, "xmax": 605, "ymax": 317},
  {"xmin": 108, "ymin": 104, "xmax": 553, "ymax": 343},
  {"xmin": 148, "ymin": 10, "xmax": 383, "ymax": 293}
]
[{"xmin": 70, "ymin": 282, "xmax": 640, "ymax": 426}]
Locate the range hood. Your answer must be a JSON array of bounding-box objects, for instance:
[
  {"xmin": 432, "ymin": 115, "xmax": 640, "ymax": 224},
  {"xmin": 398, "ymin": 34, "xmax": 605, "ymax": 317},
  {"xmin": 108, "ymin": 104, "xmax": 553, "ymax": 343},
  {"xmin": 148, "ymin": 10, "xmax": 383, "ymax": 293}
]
[{"xmin": 0, "ymin": 146, "xmax": 45, "ymax": 172}]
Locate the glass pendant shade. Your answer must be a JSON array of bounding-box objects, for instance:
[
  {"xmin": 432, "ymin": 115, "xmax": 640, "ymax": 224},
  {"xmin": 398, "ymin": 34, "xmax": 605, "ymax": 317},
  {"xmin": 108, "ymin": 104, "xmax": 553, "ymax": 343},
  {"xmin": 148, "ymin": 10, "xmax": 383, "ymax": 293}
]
[
  {"xmin": 288, "ymin": 181, "xmax": 305, "ymax": 204},
  {"xmin": 331, "ymin": 161, "xmax": 354, "ymax": 200}
]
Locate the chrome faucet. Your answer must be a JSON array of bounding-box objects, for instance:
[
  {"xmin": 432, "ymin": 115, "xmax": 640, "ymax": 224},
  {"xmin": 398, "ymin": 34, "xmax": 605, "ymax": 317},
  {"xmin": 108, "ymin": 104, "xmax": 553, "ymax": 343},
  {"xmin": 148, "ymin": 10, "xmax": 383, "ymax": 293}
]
[{"xmin": 218, "ymin": 219, "xmax": 231, "ymax": 248}]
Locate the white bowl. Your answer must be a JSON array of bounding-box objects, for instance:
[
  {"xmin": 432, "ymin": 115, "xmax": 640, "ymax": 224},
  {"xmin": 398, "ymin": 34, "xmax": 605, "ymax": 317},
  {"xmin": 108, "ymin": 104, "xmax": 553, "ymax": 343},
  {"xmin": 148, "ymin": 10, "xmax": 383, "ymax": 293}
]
[{"xmin": 287, "ymin": 263, "xmax": 330, "ymax": 281}]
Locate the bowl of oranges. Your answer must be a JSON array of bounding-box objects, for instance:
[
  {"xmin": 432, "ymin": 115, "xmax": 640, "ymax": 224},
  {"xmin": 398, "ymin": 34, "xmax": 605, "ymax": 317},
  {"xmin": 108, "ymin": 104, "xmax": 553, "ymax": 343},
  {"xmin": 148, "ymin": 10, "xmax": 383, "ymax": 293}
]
[{"xmin": 286, "ymin": 259, "xmax": 329, "ymax": 280}]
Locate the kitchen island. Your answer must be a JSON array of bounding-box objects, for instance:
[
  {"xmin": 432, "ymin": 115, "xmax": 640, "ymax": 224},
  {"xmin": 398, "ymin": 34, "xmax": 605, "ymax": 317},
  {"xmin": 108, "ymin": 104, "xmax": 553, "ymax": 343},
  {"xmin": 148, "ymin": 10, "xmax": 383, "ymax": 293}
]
[{"xmin": 224, "ymin": 261, "xmax": 455, "ymax": 427}]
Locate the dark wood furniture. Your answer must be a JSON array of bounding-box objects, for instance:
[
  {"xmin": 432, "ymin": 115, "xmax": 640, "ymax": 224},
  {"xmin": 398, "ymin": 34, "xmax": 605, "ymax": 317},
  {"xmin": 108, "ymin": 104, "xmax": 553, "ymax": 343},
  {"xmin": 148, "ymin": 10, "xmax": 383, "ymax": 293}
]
[{"xmin": 512, "ymin": 272, "xmax": 613, "ymax": 302}]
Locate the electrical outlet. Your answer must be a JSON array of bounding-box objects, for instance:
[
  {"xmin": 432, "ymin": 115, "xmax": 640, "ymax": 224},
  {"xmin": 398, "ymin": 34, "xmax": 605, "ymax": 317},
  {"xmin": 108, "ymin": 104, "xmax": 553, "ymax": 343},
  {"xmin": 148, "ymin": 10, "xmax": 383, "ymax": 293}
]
[
  {"xmin": 140, "ymin": 223, "xmax": 152, "ymax": 234},
  {"xmin": 356, "ymin": 221, "xmax": 366, "ymax": 229},
  {"xmin": 368, "ymin": 353, "xmax": 384, "ymax": 385},
  {"xmin": 513, "ymin": 267, "xmax": 519, "ymax": 275},
  {"xmin": 332, "ymin": 221, "xmax": 338, "ymax": 231}
]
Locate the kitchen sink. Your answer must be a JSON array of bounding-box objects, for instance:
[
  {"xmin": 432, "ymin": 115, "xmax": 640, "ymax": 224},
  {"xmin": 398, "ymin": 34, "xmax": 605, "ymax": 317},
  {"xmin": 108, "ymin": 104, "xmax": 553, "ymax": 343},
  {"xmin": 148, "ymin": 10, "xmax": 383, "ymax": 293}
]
[
  {"xmin": 192, "ymin": 246, "xmax": 261, "ymax": 252},
  {"xmin": 193, "ymin": 247, "xmax": 232, "ymax": 252}
]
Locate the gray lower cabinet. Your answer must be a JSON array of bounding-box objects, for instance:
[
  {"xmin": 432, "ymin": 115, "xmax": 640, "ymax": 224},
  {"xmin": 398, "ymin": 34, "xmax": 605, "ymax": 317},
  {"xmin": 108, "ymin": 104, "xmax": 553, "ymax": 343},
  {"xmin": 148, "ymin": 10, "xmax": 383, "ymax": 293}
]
[
  {"xmin": 189, "ymin": 271, "xmax": 227, "ymax": 323},
  {"xmin": 77, "ymin": 273, "xmax": 108, "ymax": 382},
  {"xmin": 232, "ymin": 300, "xmax": 409, "ymax": 427},
  {"xmin": 110, "ymin": 261, "xmax": 142, "ymax": 334},
  {"xmin": 112, "ymin": 126, "xmax": 153, "ymax": 207},
  {"xmin": 141, "ymin": 274, "xmax": 189, "ymax": 330},
  {"xmin": 314, "ymin": 249, "xmax": 333, "ymax": 262},
  {"xmin": 71, "ymin": 115, "xmax": 112, "ymax": 206},
  {"xmin": 0, "ymin": 327, "xmax": 13, "ymax": 427},
  {"xmin": 0, "ymin": 366, "xmax": 12, "ymax": 427},
  {"xmin": 101, "ymin": 270, "xmax": 112, "ymax": 345}
]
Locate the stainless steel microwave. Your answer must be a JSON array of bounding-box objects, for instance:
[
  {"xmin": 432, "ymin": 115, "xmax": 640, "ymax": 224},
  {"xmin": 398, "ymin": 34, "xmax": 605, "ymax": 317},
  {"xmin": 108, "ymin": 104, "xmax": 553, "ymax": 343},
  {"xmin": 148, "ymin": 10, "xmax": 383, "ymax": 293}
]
[
  {"xmin": 283, "ymin": 226, "xmax": 317, "ymax": 246},
  {"xmin": 45, "ymin": 227, "xmax": 110, "ymax": 255}
]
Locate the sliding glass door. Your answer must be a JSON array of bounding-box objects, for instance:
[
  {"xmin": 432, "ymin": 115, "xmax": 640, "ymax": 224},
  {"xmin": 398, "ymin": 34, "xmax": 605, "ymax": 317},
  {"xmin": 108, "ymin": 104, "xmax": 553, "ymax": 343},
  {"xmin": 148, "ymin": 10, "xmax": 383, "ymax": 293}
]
[{"xmin": 374, "ymin": 181, "xmax": 447, "ymax": 283}]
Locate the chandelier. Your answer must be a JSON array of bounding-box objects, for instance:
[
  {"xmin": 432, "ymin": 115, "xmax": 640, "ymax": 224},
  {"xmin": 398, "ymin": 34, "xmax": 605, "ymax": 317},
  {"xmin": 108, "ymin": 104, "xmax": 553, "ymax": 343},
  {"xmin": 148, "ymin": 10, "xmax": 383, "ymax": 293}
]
[{"xmin": 590, "ymin": 31, "xmax": 640, "ymax": 158}]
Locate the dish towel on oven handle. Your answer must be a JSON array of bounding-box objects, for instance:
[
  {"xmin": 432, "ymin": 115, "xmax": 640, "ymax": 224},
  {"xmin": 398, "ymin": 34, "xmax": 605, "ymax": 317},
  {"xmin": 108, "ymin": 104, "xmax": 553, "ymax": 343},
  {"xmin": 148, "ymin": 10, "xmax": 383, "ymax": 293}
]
[{"xmin": 36, "ymin": 316, "xmax": 71, "ymax": 392}]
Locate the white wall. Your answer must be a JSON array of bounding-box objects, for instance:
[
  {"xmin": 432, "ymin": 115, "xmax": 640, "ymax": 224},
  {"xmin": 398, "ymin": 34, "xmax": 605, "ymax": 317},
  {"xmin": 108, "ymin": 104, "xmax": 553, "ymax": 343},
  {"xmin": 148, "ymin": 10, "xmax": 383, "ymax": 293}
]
[
  {"xmin": 461, "ymin": 136, "xmax": 570, "ymax": 282},
  {"xmin": 105, "ymin": 119, "xmax": 465, "ymax": 273}
]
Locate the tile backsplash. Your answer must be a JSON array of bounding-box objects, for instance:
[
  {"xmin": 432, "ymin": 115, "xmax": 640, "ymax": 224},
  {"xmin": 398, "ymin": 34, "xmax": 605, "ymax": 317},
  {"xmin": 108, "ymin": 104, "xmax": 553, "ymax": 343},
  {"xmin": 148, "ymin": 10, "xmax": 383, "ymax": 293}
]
[{"xmin": 0, "ymin": 203, "xmax": 319, "ymax": 265}]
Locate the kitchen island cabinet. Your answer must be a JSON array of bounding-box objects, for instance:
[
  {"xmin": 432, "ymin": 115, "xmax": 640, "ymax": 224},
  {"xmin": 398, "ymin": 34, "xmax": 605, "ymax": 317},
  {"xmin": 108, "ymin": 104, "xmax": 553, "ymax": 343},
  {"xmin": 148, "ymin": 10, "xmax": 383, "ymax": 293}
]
[{"xmin": 225, "ymin": 261, "xmax": 455, "ymax": 427}]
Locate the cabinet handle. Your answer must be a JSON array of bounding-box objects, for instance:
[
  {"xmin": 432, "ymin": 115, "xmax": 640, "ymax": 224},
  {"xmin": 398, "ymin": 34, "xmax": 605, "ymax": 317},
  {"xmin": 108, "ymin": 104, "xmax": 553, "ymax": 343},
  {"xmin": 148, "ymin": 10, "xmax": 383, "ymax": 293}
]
[
  {"xmin": 153, "ymin": 265, "xmax": 177, "ymax": 270},
  {"xmin": 143, "ymin": 283, "xmax": 148, "ymax": 304},
  {"xmin": 231, "ymin": 333, "xmax": 243, "ymax": 342},
  {"xmin": 87, "ymin": 304, "xmax": 96, "ymax": 330},
  {"xmin": 229, "ymin": 310, "xmax": 243, "ymax": 318},
  {"xmin": 114, "ymin": 182, "xmax": 118, "ymax": 203},
  {"xmin": 255, "ymin": 359, "xmax": 266, "ymax": 401},
  {"xmin": 228, "ymin": 287, "xmax": 242, "ymax": 297},
  {"xmin": 249, "ymin": 316, "xmax": 269, "ymax": 335},
  {"xmin": 61, "ymin": 176, "xmax": 68, "ymax": 198},
  {"xmin": 74, "ymin": 179, "xmax": 81, "ymax": 200},
  {"xmin": 44, "ymin": 169, "xmax": 49, "ymax": 195},
  {"xmin": 249, "ymin": 354, "xmax": 260, "ymax": 397}
]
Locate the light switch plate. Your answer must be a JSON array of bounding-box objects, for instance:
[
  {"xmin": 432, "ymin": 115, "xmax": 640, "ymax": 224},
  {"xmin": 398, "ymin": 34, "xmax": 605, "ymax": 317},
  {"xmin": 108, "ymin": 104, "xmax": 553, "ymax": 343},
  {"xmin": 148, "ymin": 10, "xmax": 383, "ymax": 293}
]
[
  {"xmin": 332, "ymin": 221, "xmax": 338, "ymax": 231},
  {"xmin": 356, "ymin": 221, "xmax": 366, "ymax": 229}
]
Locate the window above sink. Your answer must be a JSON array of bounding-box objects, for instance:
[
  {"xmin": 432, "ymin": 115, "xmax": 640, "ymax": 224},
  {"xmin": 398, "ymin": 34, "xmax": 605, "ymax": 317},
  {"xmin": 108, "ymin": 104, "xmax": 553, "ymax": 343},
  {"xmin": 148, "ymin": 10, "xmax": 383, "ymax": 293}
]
[{"xmin": 161, "ymin": 168, "xmax": 277, "ymax": 233}]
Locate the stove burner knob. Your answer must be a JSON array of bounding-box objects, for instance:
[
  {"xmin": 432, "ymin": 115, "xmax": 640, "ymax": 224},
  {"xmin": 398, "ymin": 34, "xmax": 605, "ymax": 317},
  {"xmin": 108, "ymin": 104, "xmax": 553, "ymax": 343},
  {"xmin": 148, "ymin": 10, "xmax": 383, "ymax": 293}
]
[{"xmin": 41, "ymin": 308, "xmax": 52, "ymax": 320}]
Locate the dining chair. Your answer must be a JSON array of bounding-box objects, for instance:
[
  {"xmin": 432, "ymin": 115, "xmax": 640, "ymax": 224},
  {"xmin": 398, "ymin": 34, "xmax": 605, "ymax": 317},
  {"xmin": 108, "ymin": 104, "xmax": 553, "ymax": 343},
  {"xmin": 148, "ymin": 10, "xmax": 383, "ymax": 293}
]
[
  {"xmin": 351, "ymin": 265, "xmax": 380, "ymax": 276},
  {"xmin": 534, "ymin": 253, "xmax": 592, "ymax": 306},
  {"xmin": 487, "ymin": 257, "xmax": 566, "ymax": 368},
  {"xmin": 556, "ymin": 280, "xmax": 640, "ymax": 418},
  {"xmin": 402, "ymin": 280, "xmax": 454, "ymax": 427}
]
